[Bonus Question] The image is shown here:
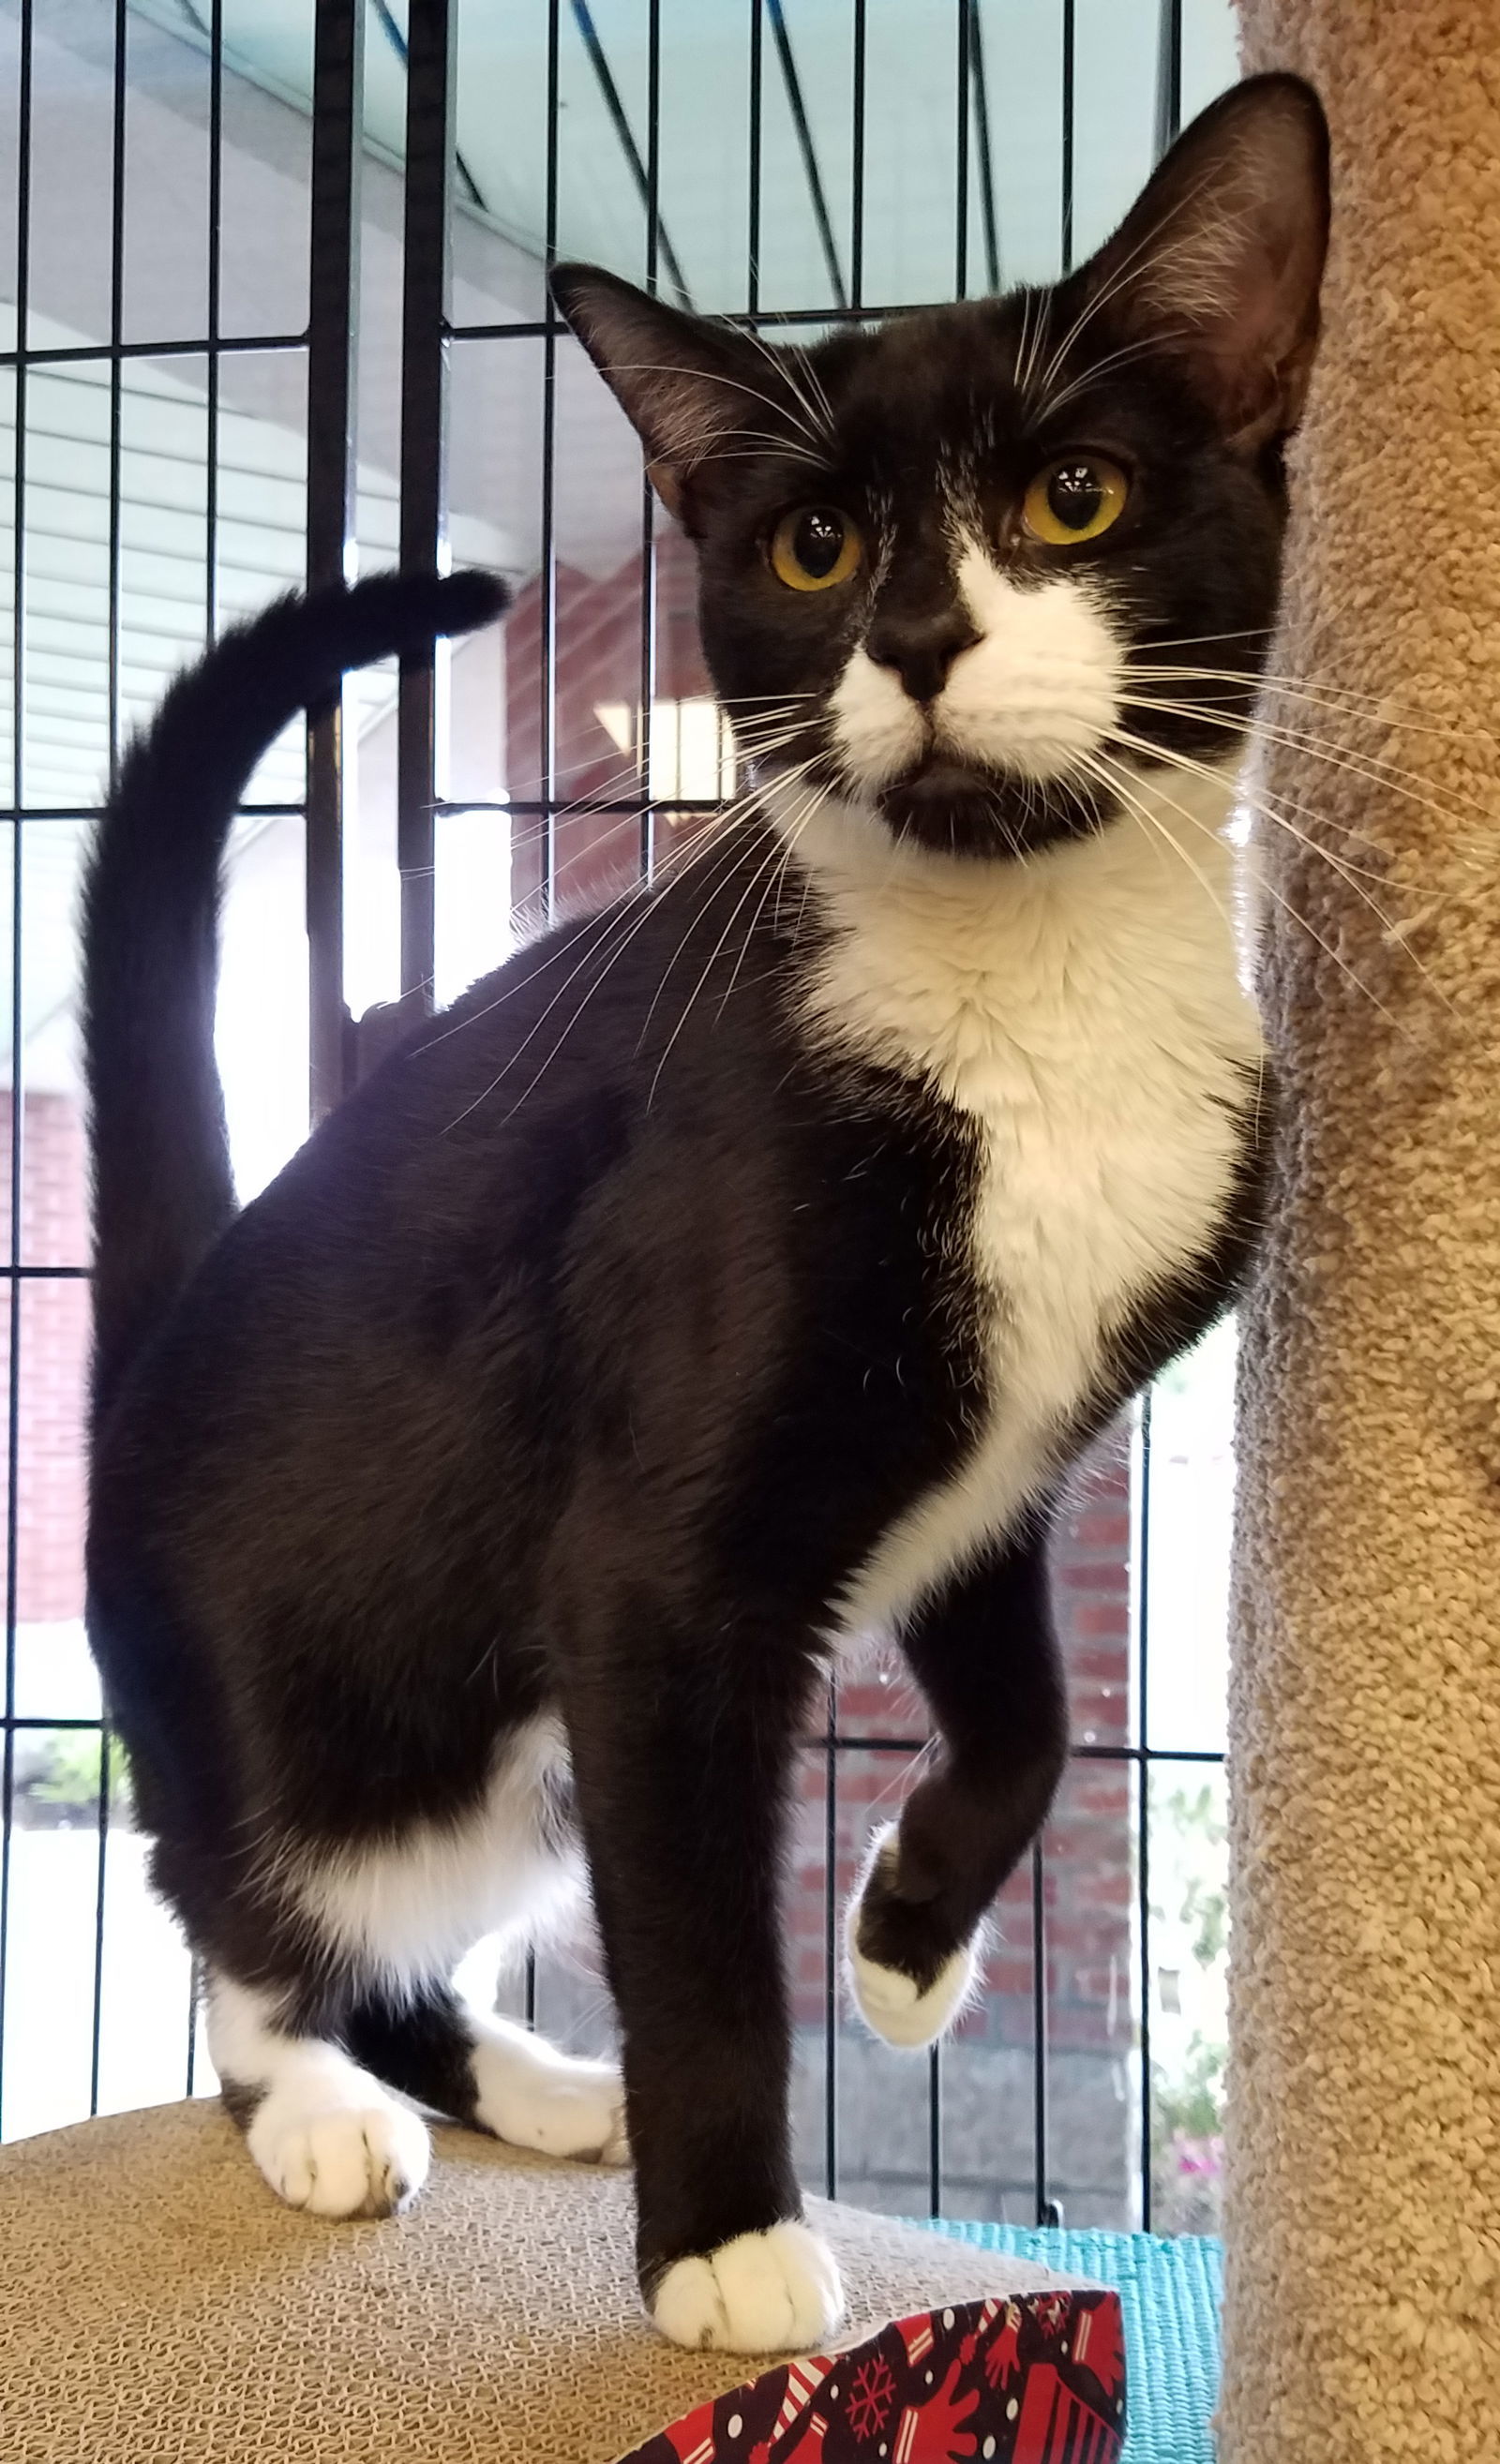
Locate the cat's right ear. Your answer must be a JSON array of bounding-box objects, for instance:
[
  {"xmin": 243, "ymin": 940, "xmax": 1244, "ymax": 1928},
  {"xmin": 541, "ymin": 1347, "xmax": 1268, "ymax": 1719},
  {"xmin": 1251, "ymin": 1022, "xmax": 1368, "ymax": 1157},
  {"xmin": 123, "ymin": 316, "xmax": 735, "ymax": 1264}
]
[
  {"xmin": 1073, "ymin": 72, "xmax": 1330, "ymax": 453},
  {"xmin": 550, "ymin": 265, "xmax": 785, "ymax": 530}
]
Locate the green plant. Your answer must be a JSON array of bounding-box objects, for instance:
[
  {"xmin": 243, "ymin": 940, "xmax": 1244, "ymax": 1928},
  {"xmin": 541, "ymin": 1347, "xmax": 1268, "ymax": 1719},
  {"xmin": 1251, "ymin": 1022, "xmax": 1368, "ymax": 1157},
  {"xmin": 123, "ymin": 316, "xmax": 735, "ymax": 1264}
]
[
  {"xmin": 1159, "ymin": 1781, "xmax": 1228, "ymax": 1967},
  {"xmin": 20, "ymin": 1730, "xmax": 133, "ymax": 1820},
  {"xmin": 1154, "ymin": 2031, "xmax": 1226, "ymax": 2142}
]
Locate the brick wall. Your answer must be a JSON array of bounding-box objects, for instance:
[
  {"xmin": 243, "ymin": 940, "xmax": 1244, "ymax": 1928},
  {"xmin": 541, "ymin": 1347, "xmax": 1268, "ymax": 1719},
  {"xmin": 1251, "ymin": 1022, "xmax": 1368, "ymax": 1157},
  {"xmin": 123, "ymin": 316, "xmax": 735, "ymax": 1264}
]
[
  {"xmin": 504, "ymin": 528, "xmax": 715, "ymax": 915},
  {"xmin": 0, "ymin": 1092, "xmax": 91, "ymax": 1625}
]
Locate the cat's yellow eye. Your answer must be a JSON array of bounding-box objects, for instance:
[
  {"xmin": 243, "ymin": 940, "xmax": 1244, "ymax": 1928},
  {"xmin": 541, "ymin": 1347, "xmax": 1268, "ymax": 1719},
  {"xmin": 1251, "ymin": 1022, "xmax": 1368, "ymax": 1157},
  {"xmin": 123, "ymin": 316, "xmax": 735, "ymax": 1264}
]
[
  {"xmin": 1021, "ymin": 455, "xmax": 1130, "ymax": 546},
  {"xmin": 770, "ymin": 506, "xmax": 862, "ymax": 592}
]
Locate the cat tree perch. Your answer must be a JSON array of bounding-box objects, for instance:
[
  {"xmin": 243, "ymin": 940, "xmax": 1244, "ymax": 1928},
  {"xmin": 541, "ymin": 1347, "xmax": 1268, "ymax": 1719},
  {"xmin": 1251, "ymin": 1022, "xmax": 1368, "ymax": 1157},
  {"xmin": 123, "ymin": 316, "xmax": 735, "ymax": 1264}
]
[
  {"xmin": 1225, "ymin": 4, "xmax": 1500, "ymax": 2457},
  {"xmin": 0, "ymin": 2104, "xmax": 1123, "ymax": 2462}
]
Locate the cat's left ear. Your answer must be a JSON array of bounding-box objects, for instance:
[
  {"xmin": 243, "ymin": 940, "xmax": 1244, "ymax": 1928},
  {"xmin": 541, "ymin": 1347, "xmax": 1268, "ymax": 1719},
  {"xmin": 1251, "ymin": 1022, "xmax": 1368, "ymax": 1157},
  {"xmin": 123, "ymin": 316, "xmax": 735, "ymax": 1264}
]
[
  {"xmin": 551, "ymin": 265, "xmax": 803, "ymax": 529},
  {"xmin": 1075, "ymin": 72, "xmax": 1330, "ymax": 452}
]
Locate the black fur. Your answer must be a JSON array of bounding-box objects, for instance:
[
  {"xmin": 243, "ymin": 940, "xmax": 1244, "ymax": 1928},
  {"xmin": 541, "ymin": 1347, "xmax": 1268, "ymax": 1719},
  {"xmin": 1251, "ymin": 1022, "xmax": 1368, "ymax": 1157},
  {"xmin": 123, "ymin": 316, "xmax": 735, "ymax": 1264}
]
[
  {"xmin": 82, "ymin": 75, "xmax": 1327, "ymax": 2315},
  {"xmin": 82, "ymin": 567, "xmax": 508, "ymax": 1420}
]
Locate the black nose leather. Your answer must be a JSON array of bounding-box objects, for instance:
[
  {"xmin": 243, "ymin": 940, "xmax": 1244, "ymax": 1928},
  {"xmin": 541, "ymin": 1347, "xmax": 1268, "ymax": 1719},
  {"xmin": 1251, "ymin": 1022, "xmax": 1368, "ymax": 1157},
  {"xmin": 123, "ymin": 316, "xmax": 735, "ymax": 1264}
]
[{"xmin": 865, "ymin": 603, "xmax": 981, "ymax": 704}]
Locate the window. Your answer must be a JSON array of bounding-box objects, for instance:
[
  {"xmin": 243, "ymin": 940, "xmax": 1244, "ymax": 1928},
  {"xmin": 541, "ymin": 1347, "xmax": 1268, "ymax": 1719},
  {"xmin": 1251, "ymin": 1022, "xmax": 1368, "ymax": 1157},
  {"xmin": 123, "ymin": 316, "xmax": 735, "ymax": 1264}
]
[{"xmin": 0, "ymin": 0, "xmax": 1240, "ymax": 2233}]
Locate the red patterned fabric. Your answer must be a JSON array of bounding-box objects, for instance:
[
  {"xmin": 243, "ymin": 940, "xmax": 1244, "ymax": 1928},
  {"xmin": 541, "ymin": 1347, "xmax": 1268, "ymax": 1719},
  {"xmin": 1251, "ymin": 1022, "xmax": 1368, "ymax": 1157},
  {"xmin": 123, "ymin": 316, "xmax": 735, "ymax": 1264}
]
[{"xmin": 620, "ymin": 2286, "xmax": 1124, "ymax": 2464}]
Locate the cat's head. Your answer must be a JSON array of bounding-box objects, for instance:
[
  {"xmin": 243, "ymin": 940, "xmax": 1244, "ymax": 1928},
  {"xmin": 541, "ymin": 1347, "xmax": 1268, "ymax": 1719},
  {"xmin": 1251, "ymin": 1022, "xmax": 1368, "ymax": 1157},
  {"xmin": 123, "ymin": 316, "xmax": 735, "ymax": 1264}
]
[{"xmin": 553, "ymin": 73, "xmax": 1328, "ymax": 861}]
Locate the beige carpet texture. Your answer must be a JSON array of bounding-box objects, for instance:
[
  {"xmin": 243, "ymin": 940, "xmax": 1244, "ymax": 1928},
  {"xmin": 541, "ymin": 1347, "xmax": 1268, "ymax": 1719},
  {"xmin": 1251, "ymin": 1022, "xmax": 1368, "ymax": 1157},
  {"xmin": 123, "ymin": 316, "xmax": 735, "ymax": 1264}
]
[
  {"xmin": 0, "ymin": 2101, "xmax": 1091, "ymax": 2463},
  {"xmin": 1226, "ymin": 7, "xmax": 1500, "ymax": 2459}
]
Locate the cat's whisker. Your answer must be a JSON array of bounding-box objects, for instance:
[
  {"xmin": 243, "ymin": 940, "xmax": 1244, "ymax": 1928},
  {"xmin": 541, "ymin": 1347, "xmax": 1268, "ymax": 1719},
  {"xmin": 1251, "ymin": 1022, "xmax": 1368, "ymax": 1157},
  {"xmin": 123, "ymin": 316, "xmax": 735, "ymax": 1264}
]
[
  {"xmin": 1126, "ymin": 661, "xmax": 1500, "ymax": 743},
  {"xmin": 1107, "ymin": 727, "xmax": 1460, "ymax": 1015},
  {"xmin": 599, "ymin": 360, "xmax": 831, "ymax": 461},
  {"xmin": 1095, "ymin": 745, "xmax": 1387, "ymax": 1030},
  {"xmin": 1116, "ymin": 733, "xmax": 1402, "ymax": 933},
  {"xmin": 421, "ymin": 764, "xmax": 786, "ymax": 1062},
  {"xmin": 788, "ymin": 336, "xmax": 838, "ymax": 440},
  {"xmin": 706, "ymin": 787, "xmax": 827, "ymax": 1037},
  {"xmin": 720, "ymin": 689, "xmax": 820, "ymax": 708},
  {"xmin": 629, "ymin": 762, "xmax": 825, "ymax": 1062},
  {"xmin": 1028, "ymin": 157, "xmax": 1227, "ymax": 415},
  {"xmin": 1093, "ymin": 741, "xmax": 1415, "ymax": 1035},
  {"xmin": 630, "ymin": 769, "xmax": 818, "ymax": 1049},
  {"xmin": 1113, "ymin": 708, "xmax": 1408, "ymax": 889},
  {"xmin": 1036, "ymin": 330, "xmax": 1184, "ymax": 422},
  {"xmin": 1124, "ymin": 631, "xmax": 1498, "ymax": 740},
  {"xmin": 1011, "ymin": 288, "xmax": 1045, "ymax": 411},
  {"xmin": 1114, "ymin": 696, "xmax": 1500, "ymax": 865},
  {"xmin": 1075, "ymin": 752, "xmax": 1177, "ymax": 889},
  {"xmin": 646, "ymin": 811, "xmax": 811, "ymax": 1108},
  {"xmin": 484, "ymin": 755, "xmax": 826, "ymax": 1125},
  {"xmin": 1080, "ymin": 751, "xmax": 1237, "ymax": 937},
  {"xmin": 493, "ymin": 713, "xmax": 810, "ymax": 890},
  {"xmin": 483, "ymin": 743, "xmax": 682, "ymax": 821},
  {"xmin": 736, "ymin": 321, "xmax": 838, "ymax": 447},
  {"xmin": 488, "ymin": 720, "xmax": 753, "ymax": 826},
  {"xmin": 729, "ymin": 707, "xmax": 821, "ymax": 742},
  {"xmin": 721, "ymin": 783, "xmax": 831, "ymax": 1014},
  {"xmin": 1242, "ymin": 803, "xmax": 1460, "ymax": 1008},
  {"xmin": 698, "ymin": 438, "xmax": 835, "ymax": 473},
  {"xmin": 1129, "ymin": 624, "xmax": 1274, "ymax": 656},
  {"xmin": 445, "ymin": 813, "xmax": 772, "ymax": 1136}
]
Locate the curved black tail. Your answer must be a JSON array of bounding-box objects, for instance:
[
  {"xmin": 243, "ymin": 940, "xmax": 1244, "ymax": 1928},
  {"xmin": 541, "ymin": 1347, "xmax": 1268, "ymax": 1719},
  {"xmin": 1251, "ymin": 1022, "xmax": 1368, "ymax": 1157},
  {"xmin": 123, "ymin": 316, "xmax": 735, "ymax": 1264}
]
[{"xmin": 82, "ymin": 568, "xmax": 509, "ymax": 1424}]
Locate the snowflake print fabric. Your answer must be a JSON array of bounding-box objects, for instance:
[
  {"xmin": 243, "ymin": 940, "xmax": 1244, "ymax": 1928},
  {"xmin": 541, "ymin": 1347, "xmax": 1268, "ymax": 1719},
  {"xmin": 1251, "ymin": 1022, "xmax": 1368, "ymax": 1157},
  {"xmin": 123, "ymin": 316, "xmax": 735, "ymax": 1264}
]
[{"xmin": 620, "ymin": 2284, "xmax": 1124, "ymax": 2463}]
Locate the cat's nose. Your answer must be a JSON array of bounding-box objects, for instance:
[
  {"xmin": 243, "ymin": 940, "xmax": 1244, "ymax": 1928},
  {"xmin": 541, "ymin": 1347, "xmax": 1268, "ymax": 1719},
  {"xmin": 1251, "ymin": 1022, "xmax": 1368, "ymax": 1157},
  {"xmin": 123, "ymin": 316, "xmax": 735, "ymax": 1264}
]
[{"xmin": 864, "ymin": 604, "xmax": 981, "ymax": 705}]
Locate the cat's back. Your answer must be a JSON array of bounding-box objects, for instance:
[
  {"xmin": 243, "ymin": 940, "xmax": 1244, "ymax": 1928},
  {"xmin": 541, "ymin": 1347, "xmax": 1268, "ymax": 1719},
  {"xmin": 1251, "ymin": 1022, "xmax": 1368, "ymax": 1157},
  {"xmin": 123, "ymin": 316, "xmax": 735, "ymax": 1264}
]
[{"xmin": 90, "ymin": 833, "xmax": 831, "ymax": 1494}]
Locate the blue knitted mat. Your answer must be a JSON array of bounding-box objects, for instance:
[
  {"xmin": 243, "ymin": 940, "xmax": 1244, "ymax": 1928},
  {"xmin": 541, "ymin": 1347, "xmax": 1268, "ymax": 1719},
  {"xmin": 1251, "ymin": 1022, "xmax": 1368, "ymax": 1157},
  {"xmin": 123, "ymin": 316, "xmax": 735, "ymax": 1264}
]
[{"xmin": 922, "ymin": 2223, "xmax": 1222, "ymax": 2464}]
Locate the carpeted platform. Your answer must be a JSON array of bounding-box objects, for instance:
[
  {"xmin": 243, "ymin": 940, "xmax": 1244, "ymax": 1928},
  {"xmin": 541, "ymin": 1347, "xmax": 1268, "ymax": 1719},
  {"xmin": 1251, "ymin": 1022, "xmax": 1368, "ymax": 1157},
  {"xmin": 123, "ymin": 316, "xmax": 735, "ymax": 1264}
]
[
  {"xmin": 928, "ymin": 2224, "xmax": 1222, "ymax": 2464},
  {"xmin": 0, "ymin": 2101, "xmax": 1127, "ymax": 2463},
  {"xmin": 1226, "ymin": 5, "xmax": 1500, "ymax": 2456}
]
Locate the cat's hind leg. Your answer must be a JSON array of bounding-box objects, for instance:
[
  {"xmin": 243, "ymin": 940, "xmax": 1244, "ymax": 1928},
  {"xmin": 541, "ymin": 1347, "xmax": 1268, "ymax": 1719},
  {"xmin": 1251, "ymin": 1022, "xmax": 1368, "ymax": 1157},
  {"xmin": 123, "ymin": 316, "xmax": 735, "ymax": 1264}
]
[
  {"xmin": 206, "ymin": 1973, "xmax": 433, "ymax": 2219},
  {"xmin": 208, "ymin": 1710, "xmax": 624, "ymax": 2214},
  {"xmin": 344, "ymin": 1979, "xmax": 628, "ymax": 2164}
]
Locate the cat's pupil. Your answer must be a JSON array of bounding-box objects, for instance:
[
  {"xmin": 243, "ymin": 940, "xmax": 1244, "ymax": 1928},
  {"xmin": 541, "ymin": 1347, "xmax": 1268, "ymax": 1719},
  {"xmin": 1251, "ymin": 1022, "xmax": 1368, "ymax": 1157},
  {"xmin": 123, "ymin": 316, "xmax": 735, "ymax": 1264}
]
[
  {"xmin": 1046, "ymin": 463, "xmax": 1103, "ymax": 531},
  {"xmin": 794, "ymin": 508, "xmax": 845, "ymax": 576}
]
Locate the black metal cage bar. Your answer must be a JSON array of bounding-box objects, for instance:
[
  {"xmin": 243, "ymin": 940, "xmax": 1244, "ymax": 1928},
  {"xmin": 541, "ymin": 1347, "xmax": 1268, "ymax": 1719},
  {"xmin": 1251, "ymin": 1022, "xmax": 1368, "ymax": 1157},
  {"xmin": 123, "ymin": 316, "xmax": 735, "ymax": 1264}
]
[
  {"xmin": 307, "ymin": 0, "xmax": 365, "ymax": 1117},
  {"xmin": 0, "ymin": 0, "xmax": 34, "ymax": 2145},
  {"xmin": 397, "ymin": 0, "xmax": 455, "ymax": 1008}
]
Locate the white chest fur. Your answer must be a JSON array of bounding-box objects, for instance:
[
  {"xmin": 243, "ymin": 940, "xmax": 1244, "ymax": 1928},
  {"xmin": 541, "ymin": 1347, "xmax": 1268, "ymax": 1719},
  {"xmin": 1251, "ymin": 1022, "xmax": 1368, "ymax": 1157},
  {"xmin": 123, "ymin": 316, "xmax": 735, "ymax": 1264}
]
[{"xmin": 782, "ymin": 766, "xmax": 1262, "ymax": 1636}]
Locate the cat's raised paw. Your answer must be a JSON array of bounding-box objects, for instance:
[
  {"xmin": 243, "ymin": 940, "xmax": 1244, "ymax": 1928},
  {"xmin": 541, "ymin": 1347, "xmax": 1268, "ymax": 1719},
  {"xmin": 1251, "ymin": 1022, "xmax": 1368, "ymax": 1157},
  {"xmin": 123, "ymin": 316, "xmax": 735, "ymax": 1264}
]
[
  {"xmin": 247, "ymin": 2090, "xmax": 430, "ymax": 2219},
  {"xmin": 846, "ymin": 1822, "xmax": 982, "ymax": 2049},
  {"xmin": 848, "ymin": 1934, "xmax": 979, "ymax": 2048},
  {"xmin": 651, "ymin": 2221, "xmax": 843, "ymax": 2354}
]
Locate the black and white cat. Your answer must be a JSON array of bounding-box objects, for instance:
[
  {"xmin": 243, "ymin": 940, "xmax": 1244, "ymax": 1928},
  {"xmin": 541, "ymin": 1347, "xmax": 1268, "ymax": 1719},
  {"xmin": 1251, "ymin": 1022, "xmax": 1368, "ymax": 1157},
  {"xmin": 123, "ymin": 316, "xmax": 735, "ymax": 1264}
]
[{"xmin": 82, "ymin": 75, "xmax": 1327, "ymax": 2353}]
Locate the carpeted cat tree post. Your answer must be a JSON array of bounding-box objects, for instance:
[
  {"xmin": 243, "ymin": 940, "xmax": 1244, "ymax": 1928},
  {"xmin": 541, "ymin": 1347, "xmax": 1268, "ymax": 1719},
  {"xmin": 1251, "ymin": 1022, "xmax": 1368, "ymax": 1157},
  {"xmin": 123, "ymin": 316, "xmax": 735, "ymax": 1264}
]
[{"xmin": 1224, "ymin": 7, "xmax": 1500, "ymax": 2458}]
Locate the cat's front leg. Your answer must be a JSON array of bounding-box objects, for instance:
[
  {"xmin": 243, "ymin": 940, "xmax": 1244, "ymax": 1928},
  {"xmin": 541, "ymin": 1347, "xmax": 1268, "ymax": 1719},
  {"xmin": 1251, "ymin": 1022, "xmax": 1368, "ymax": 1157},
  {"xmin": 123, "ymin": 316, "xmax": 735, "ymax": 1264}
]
[
  {"xmin": 562, "ymin": 1598, "xmax": 841, "ymax": 2356},
  {"xmin": 848, "ymin": 1520, "xmax": 1069, "ymax": 2047}
]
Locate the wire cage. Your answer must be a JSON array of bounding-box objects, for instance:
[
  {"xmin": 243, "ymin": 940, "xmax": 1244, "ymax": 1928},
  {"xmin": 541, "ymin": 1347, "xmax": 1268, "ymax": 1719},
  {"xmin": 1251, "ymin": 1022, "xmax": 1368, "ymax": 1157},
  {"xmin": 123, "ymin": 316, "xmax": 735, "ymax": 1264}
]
[{"xmin": 0, "ymin": 0, "xmax": 1239, "ymax": 2236}]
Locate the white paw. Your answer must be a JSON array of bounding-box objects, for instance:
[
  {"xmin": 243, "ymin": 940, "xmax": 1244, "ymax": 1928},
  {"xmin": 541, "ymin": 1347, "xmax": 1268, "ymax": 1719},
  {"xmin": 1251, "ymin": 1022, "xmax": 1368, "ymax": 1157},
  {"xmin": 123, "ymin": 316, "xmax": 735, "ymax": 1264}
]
[
  {"xmin": 846, "ymin": 1825, "xmax": 981, "ymax": 2050},
  {"xmin": 248, "ymin": 2088, "xmax": 430, "ymax": 2219},
  {"xmin": 849, "ymin": 1934, "xmax": 979, "ymax": 2048},
  {"xmin": 472, "ymin": 2015, "xmax": 629, "ymax": 2164},
  {"xmin": 652, "ymin": 2221, "xmax": 843, "ymax": 2355}
]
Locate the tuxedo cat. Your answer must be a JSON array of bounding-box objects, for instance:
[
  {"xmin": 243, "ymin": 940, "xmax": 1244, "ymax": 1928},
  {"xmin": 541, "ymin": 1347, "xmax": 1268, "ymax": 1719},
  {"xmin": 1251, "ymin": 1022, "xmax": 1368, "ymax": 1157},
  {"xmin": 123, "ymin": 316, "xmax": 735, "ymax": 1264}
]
[{"xmin": 82, "ymin": 74, "xmax": 1327, "ymax": 2353}]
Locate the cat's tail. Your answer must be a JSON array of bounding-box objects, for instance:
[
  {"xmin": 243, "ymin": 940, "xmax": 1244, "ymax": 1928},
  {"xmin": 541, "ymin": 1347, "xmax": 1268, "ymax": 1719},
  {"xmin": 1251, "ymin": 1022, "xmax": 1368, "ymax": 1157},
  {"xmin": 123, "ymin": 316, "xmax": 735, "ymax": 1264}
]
[{"xmin": 82, "ymin": 568, "xmax": 509, "ymax": 1423}]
